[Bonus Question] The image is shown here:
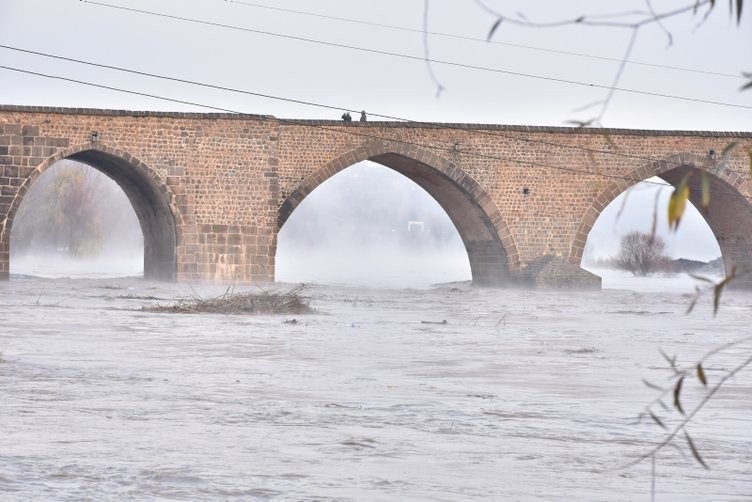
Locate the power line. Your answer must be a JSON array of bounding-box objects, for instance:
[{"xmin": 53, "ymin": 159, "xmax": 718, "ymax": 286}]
[
  {"xmin": 78, "ymin": 0, "xmax": 752, "ymax": 111},
  {"xmin": 0, "ymin": 63, "xmax": 746, "ymax": 201},
  {"xmin": 224, "ymin": 0, "xmax": 745, "ymax": 81},
  {"xmin": 0, "ymin": 44, "xmax": 347, "ymax": 114},
  {"xmin": 1, "ymin": 42, "xmax": 744, "ymax": 176},
  {"xmin": 0, "ymin": 64, "xmax": 239, "ymax": 115}
]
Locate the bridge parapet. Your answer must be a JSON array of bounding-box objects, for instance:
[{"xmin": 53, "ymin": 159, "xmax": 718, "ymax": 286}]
[{"xmin": 1, "ymin": 105, "xmax": 750, "ymax": 287}]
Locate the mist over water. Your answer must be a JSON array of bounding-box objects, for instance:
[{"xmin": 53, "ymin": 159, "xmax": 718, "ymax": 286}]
[
  {"xmin": 2, "ymin": 274, "xmax": 750, "ymax": 501},
  {"xmin": 10, "ymin": 160, "xmax": 143, "ymax": 278},
  {"xmin": 11, "ymin": 251, "xmax": 143, "ymax": 279},
  {"xmin": 276, "ymin": 161, "xmax": 471, "ymax": 287},
  {"xmin": 3, "ymin": 160, "xmax": 749, "ymax": 501},
  {"xmin": 584, "ymin": 177, "xmax": 722, "ymax": 263}
]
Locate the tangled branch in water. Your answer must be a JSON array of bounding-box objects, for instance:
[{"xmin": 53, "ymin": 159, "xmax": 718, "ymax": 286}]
[{"xmin": 142, "ymin": 285, "xmax": 315, "ymax": 315}]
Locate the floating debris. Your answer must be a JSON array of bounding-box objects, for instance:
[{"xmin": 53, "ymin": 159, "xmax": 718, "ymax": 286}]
[
  {"xmin": 564, "ymin": 347, "xmax": 598, "ymax": 355},
  {"xmin": 142, "ymin": 286, "xmax": 314, "ymax": 315}
]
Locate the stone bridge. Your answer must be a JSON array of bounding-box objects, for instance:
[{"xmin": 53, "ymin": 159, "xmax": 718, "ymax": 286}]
[{"xmin": 1, "ymin": 105, "xmax": 751, "ymax": 287}]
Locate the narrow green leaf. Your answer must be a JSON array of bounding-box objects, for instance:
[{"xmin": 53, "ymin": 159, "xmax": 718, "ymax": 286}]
[
  {"xmin": 659, "ymin": 348, "xmax": 677, "ymax": 370},
  {"xmin": 736, "ymin": 0, "xmax": 743, "ymax": 24},
  {"xmin": 721, "ymin": 140, "xmax": 739, "ymax": 158},
  {"xmin": 697, "ymin": 363, "xmax": 707, "ymax": 386},
  {"xmin": 689, "ymin": 274, "xmax": 715, "ymax": 284},
  {"xmin": 668, "ymin": 175, "xmax": 690, "ymax": 231},
  {"xmin": 643, "ymin": 378, "xmax": 664, "ymax": 391},
  {"xmin": 650, "ymin": 188, "xmax": 661, "ymax": 239},
  {"xmin": 674, "ymin": 376, "xmax": 685, "ymax": 415},
  {"xmin": 487, "ymin": 18, "xmax": 503, "ymax": 41},
  {"xmin": 615, "ymin": 186, "xmax": 632, "ymax": 223},
  {"xmin": 686, "ymin": 293, "xmax": 700, "ymax": 314},
  {"xmin": 601, "ymin": 132, "xmax": 618, "ymax": 150},
  {"xmin": 712, "ymin": 284, "xmax": 724, "ymax": 316},
  {"xmin": 712, "ymin": 267, "xmax": 736, "ymax": 316},
  {"xmin": 701, "ymin": 172, "xmax": 711, "ymax": 212},
  {"xmin": 685, "ymin": 431, "xmax": 709, "ymax": 469},
  {"xmin": 649, "ymin": 411, "xmax": 667, "ymax": 429},
  {"xmin": 584, "ymin": 150, "xmax": 599, "ymax": 175},
  {"xmin": 742, "ymin": 77, "xmax": 752, "ymax": 91},
  {"xmin": 565, "ymin": 119, "xmax": 594, "ymax": 129}
]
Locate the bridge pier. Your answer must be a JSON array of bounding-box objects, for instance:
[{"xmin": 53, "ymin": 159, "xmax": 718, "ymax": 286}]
[
  {"xmin": 0, "ymin": 106, "xmax": 750, "ymax": 288},
  {"xmin": 512, "ymin": 256, "xmax": 601, "ymax": 289}
]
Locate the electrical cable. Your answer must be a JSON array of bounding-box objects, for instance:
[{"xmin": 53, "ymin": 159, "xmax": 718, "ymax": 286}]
[
  {"xmin": 0, "ymin": 62, "xmax": 746, "ymax": 201},
  {"xmin": 224, "ymin": 0, "xmax": 745, "ymax": 81},
  {"xmin": 0, "ymin": 64, "xmax": 240, "ymax": 114},
  {"xmin": 76, "ymin": 1, "xmax": 752, "ymax": 111},
  {"xmin": 1, "ymin": 43, "xmax": 747, "ymax": 179}
]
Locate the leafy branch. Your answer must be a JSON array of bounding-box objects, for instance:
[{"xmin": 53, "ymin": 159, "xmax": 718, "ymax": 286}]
[
  {"xmin": 475, "ymin": 0, "xmax": 718, "ymax": 30},
  {"xmin": 453, "ymin": 0, "xmax": 747, "ymax": 125},
  {"xmin": 626, "ymin": 339, "xmax": 752, "ymax": 470},
  {"xmin": 422, "ymin": 0, "xmax": 445, "ymax": 97},
  {"xmin": 623, "ymin": 264, "xmax": 751, "ymax": 473},
  {"xmin": 742, "ymin": 72, "xmax": 752, "ymax": 90},
  {"xmin": 687, "ymin": 267, "xmax": 739, "ymax": 316},
  {"xmin": 476, "ymin": 0, "xmax": 697, "ymax": 126}
]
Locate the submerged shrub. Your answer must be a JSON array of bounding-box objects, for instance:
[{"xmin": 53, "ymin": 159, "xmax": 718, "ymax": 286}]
[{"xmin": 142, "ymin": 286, "xmax": 314, "ymax": 315}]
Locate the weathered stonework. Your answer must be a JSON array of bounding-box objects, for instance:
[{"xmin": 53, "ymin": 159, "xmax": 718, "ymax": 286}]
[
  {"xmin": 1, "ymin": 105, "xmax": 750, "ymax": 287},
  {"xmin": 513, "ymin": 256, "xmax": 601, "ymax": 289}
]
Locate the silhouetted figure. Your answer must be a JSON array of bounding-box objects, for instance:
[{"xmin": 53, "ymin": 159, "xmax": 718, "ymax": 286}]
[
  {"xmin": 360, "ymin": 110, "xmax": 367, "ymax": 122},
  {"xmin": 341, "ymin": 112, "xmax": 352, "ymax": 122}
]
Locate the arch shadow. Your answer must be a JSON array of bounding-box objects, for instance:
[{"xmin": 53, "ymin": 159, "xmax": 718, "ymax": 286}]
[
  {"xmin": 5, "ymin": 143, "xmax": 179, "ymax": 280},
  {"xmin": 571, "ymin": 152, "xmax": 752, "ymax": 281},
  {"xmin": 279, "ymin": 141, "xmax": 519, "ymax": 286}
]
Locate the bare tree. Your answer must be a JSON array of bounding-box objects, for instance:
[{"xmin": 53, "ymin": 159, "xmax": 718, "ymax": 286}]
[
  {"xmin": 12, "ymin": 160, "xmax": 141, "ymax": 257},
  {"xmin": 615, "ymin": 231, "xmax": 670, "ymax": 276}
]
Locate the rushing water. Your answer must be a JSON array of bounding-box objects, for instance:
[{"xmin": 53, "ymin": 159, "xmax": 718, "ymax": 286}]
[{"xmin": 1, "ymin": 268, "xmax": 750, "ymax": 501}]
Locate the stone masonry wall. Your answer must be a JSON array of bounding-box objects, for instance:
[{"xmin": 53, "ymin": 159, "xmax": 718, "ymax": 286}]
[
  {"xmin": 275, "ymin": 120, "xmax": 752, "ymax": 277},
  {"xmin": 1, "ymin": 106, "xmax": 750, "ymax": 285},
  {"xmin": 0, "ymin": 107, "xmax": 280, "ymax": 282}
]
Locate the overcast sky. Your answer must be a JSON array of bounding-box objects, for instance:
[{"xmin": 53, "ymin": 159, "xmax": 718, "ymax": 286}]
[
  {"xmin": 1, "ymin": 0, "xmax": 749, "ymax": 127},
  {"xmin": 2, "ymin": 0, "xmax": 749, "ymax": 270}
]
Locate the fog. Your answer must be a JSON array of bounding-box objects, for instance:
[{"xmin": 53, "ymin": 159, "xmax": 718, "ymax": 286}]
[
  {"xmin": 276, "ymin": 161, "xmax": 472, "ymax": 287},
  {"xmin": 583, "ymin": 176, "xmax": 722, "ymax": 264},
  {"xmin": 8, "ymin": 161, "xmax": 723, "ymax": 283},
  {"xmin": 10, "ymin": 160, "xmax": 143, "ymax": 278},
  {"xmin": 278, "ymin": 167, "xmax": 723, "ymax": 287}
]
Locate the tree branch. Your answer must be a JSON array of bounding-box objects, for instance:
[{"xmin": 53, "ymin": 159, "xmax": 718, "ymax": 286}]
[
  {"xmin": 596, "ymin": 27, "xmax": 639, "ymax": 125},
  {"xmin": 423, "ymin": 0, "xmax": 445, "ymax": 97},
  {"xmin": 474, "ymin": 0, "xmax": 712, "ymax": 29},
  {"xmin": 623, "ymin": 352, "xmax": 752, "ymax": 469}
]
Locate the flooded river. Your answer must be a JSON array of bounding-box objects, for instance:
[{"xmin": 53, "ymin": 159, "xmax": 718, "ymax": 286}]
[{"xmin": 1, "ymin": 269, "xmax": 750, "ymax": 500}]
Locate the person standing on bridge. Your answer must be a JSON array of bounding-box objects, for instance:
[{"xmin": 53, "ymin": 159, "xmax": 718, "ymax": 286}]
[
  {"xmin": 360, "ymin": 110, "xmax": 367, "ymax": 122},
  {"xmin": 341, "ymin": 111, "xmax": 352, "ymax": 122}
]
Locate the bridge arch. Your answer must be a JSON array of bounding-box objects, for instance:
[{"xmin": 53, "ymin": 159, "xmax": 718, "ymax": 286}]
[
  {"xmin": 4, "ymin": 143, "xmax": 179, "ymax": 280},
  {"xmin": 570, "ymin": 152, "xmax": 752, "ymax": 282},
  {"xmin": 278, "ymin": 141, "xmax": 519, "ymax": 286}
]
